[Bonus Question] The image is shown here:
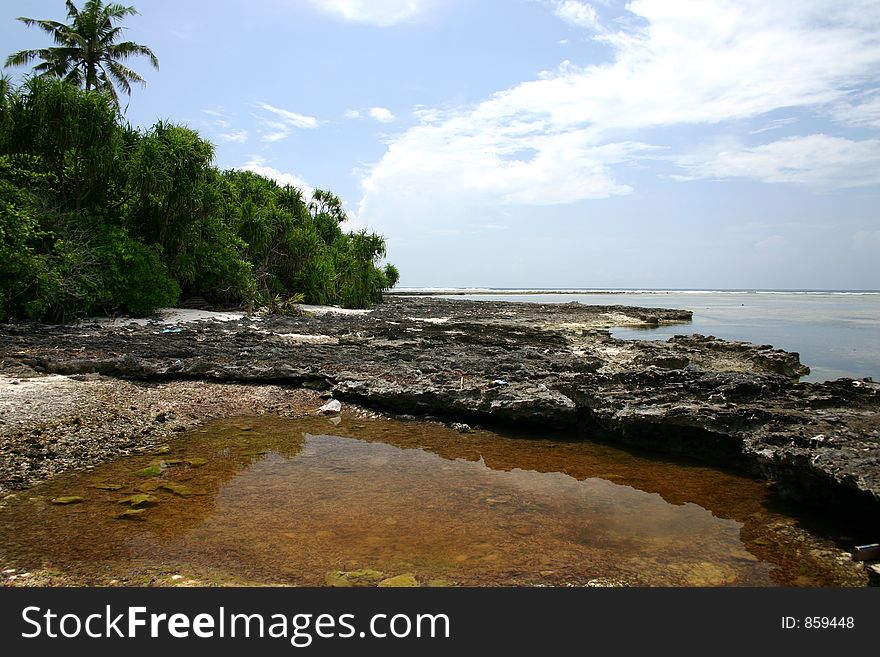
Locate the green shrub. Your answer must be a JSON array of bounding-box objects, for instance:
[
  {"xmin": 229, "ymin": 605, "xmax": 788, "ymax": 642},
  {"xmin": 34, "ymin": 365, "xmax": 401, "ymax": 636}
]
[{"xmin": 0, "ymin": 79, "xmax": 399, "ymax": 321}]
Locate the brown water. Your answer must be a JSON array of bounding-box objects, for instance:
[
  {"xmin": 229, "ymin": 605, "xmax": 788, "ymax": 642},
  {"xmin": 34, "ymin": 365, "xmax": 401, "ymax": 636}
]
[{"xmin": 0, "ymin": 416, "xmax": 865, "ymax": 586}]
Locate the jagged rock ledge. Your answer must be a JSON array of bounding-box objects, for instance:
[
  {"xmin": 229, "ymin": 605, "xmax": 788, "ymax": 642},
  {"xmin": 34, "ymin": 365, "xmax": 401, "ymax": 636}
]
[{"xmin": 1, "ymin": 296, "xmax": 877, "ymax": 527}]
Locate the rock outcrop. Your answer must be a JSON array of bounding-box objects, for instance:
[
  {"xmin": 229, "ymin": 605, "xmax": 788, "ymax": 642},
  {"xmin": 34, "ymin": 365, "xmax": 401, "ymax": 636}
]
[{"xmin": 2, "ymin": 296, "xmax": 877, "ymax": 525}]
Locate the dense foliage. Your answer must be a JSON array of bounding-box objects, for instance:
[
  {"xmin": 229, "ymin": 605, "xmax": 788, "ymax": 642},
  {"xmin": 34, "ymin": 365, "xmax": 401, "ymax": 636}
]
[{"xmin": 0, "ymin": 78, "xmax": 398, "ymax": 321}]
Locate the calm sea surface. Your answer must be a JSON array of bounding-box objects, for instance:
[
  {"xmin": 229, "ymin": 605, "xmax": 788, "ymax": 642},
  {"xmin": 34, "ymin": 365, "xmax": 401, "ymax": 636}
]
[{"xmin": 418, "ymin": 290, "xmax": 880, "ymax": 383}]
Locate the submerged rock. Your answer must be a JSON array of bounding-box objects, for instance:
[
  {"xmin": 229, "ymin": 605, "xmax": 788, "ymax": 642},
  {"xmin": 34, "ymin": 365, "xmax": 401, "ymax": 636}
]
[
  {"xmin": 117, "ymin": 494, "xmax": 158, "ymax": 508},
  {"xmin": 158, "ymin": 482, "xmax": 194, "ymax": 497},
  {"xmin": 51, "ymin": 496, "xmax": 85, "ymax": 505},
  {"xmin": 2, "ymin": 295, "xmax": 878, "ymax": 522},
  {"xmin": 89, "ymin": 483, "xmax": 123, "ymax": 491},
  {"xmin": 377, "ymin": 574, "xmax": 419, "ymax": 587},
  {"xmin": 113, "ymin": 508, "xmax": 146, "ymax": 520},
  {"xmin": 134, "ymin": 463, "xmax": 163, "ymax": 477},
  {"xmin": 324, "ymin": 569, "xmax": 385, "ymax": 587}
]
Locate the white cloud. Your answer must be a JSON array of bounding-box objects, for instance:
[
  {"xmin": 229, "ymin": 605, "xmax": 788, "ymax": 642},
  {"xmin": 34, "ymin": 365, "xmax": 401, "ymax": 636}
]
[
  {"xmin": 368, "ymin": 107, "xmax": 396, "ymax": 123},
  {"xmin": 748, "ymin": 118, "xmax": 798, "ymax": 135},
  {"xmin": 357, "ymin": 0, "xmax": 880, "ymax": 229},
  {"xmin": 262, "ymin": 132, "xmax": 289, "ymax": 143},
  {"xmin": 672, "ymin": 134, "xmax": 880, "ymax": 189},
  {"xmin": 833, "ymin": 92, "xmax": 880, "ymax": 129},
  {"xmin": 202, "ymin": 108, "xmax": 248, "ymax": 144},
  {"xmin": 307, "ymin": 0, "xmax": 441, "ymax": 26},
  {"xmin": 239, "ymin": 156, "xmax": 314, "ymax": 200},
  {"xmin": 254, "ymin": 102, "xmax": 319, "ymax": 142},
  {"xmin": 553, "ymin": 1, "xmax": 600, "ymax": 30},
  {"xmin": 216, "ymin": 130, "xmax": 248, "ymax": 144},
  {"xmin": 345, "ymin": 109, "xmax": 361, "ymax": 119},
  {"xmin": 256, "ymin": 102, "xmax": 319, "ymax": 129}
]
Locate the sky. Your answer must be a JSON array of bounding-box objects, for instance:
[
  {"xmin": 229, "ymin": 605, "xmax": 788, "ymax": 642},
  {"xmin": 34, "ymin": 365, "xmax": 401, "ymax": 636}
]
[{"xmin": 2, "ymin": 0, "xmax": 879, "ymax": 290}]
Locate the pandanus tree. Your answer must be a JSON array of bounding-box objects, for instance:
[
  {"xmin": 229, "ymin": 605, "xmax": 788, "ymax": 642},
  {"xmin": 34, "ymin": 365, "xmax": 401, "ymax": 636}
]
[{"xmin": 5, "ymin": 0, "xmax": 158, "ymax": 109}]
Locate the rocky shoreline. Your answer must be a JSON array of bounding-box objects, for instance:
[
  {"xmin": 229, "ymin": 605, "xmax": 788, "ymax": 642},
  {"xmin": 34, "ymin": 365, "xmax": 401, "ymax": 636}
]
[{"xmin": 1, "ymin": 295, "xmax": 878, "ymax": 531}]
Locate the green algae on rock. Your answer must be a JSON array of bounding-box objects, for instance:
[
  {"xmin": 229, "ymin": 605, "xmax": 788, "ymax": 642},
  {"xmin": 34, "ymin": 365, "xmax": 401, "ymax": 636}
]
[
  {"xmin": 325, "ymin": 569, "xmax": 386, "ymax": 587},
  {"xmin": 135, "ymin": 463, "xmax": 163, "ymax": 477},
  {"xmin": 158, "ymin": 482, "xmax": 194, "ymax": 497},
  {"xmin": 117, "ymin": 494, "xmax": 159, "ymax": 508},
  {"xmin": 377, "ymin": 573, "xmax": 419, "ymax": 587},
  {"xmin": 89, "ymin": 483, "xmax": 123, "ymax": 491},
  {"xmin": 50, "ymin": 496, "xmax": 86, "ymax": 505}
]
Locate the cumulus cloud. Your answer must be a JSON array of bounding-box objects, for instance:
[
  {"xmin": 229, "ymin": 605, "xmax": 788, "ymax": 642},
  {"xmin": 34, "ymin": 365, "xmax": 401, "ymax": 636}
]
[
  {"xmin": 255, "ymin": 102, "xmax": 319, "ymax": 142},
  {"xmin": 357, "ymin": 0, "xmax": 880, "ymax": 228},
  {"xmin": 368, "ymin": 107, "xmax": 396, "ymax": 123},
  {"xmin": 239, "ymin": 156, "xmax": 314, "ymax": 200},
  {"xmin": 307, "ymin": 0, "xmax": 442, "ymax": 26},
  {"xmin": 672, "ymin": 135, "xmax": 880, "ymax": 189},
  {"xmin": 345, "ymin": 109, "xmax": 361, "ymax": 119}
]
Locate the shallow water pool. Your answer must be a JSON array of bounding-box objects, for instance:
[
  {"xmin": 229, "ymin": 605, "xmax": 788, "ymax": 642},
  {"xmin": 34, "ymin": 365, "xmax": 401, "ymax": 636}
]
[{"xmin": 0, "ymin": 415, "xmax": 866, "ymax": 586}]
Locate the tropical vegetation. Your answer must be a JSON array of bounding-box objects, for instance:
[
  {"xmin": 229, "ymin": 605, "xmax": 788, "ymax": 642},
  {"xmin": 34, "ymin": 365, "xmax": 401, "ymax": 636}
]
[
  {"xmin": 5, "ymin": 0, "xmax": 159, "ymax": 110},
  {"xmin": 0, "ymin": 78, "xmax": 399, "ymax": 321},
  {"xmin": 1, "ymin": 1, "xmax": 398, "ymax": 322}
]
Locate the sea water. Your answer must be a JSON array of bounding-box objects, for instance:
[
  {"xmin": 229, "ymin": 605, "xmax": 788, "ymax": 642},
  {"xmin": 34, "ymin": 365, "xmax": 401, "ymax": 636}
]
[{"xmin": 414, "ymin": 290, "xmax": 880, "ymax": 382}]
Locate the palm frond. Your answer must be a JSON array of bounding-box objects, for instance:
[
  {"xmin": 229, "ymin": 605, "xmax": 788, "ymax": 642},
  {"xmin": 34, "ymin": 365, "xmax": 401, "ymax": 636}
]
[
  {"xmin": 5, "ymin": 49, "xmax": 39, "ymax": 68},
  {"xmin": 65, "ymin": 0, "xmax": 81, "ymax": 21},
  {"xmin": 107, "ymin": 41, "xmax": 159, "ymax": 69},
  {"xmin": 16, "ymin": 18, "xmax": 73, "ymax": 46},
  {"xmin": 105, "ymin": 4, "xmax": 140, "ymax": 20},
  {"xmin": 105, "ymin": 59, "xmax": 135, "ymax": 96},
  {"xmin": 95, "ymin": 68, "xmax": 120, "ymax": 106},
  {"xmin": 9, "ymin": 0, "xmax": 157, "ymax": 111}
]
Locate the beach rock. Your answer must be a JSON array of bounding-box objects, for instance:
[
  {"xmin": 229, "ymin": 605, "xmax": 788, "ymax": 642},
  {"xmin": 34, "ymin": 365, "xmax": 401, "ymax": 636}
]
[
  {"xmin": 1, "ymin": 295, "xmax": 878, "ymax": 525},
  {"xmin": 319, "ymin": 399, "xmax": 342, "ymax": 415}
]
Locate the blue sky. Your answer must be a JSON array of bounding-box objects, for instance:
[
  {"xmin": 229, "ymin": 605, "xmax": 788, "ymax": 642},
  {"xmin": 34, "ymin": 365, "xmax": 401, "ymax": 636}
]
[{"xmin": 2, "ymin": 0, "xmax": 879, "ymax": 289}]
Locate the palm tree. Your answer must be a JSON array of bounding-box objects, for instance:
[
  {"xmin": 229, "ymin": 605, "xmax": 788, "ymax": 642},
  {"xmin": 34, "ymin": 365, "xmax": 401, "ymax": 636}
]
[{"xmin": 5, "ymin": 0, "xmax": 158, "ymax": 109}]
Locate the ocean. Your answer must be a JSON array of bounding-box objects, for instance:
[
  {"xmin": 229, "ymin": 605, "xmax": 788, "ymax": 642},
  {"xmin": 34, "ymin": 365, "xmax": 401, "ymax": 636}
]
[{"xmin": 400, "ymin": 289, "xmax": 880, "ymax": 383}]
